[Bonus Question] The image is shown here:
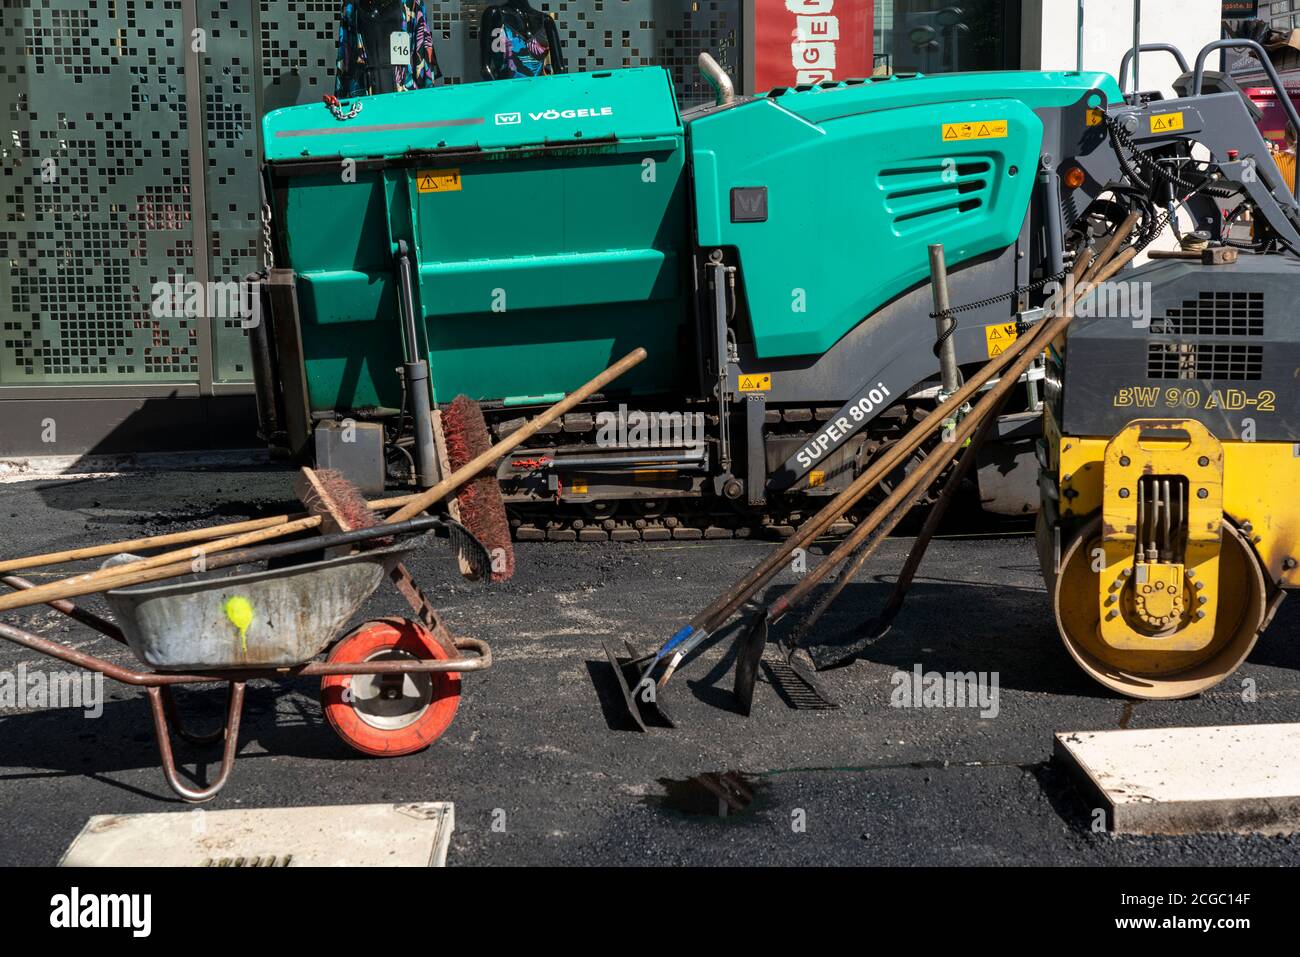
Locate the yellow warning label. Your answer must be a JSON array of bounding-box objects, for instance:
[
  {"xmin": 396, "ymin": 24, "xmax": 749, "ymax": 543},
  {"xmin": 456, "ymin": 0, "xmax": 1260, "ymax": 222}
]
[
  {"xmin": 416, "ymin": 168, "xmax": 462, "ymax": 193},
  {"xmin": 808, "ymin": 470, "xmax": 826, "ymax": 488},
  {"xmin": 569, "ymin": 478, "xmax": 589, "ymax": 494},
  {"xmin": 738, "ymin": 373, "xmax": 772, "ymax": 392},
  {"xmin": 941, "ymin": 120, "xmax": 1009, "ymax": 142},
  {"xmin": 1086, "ymin": 108, "xmax": 1105, "ymax": 127},
  {"xmin": 984, "ymin": 321, "xmax": 1020, "ymax": 358},
  {"xmin": 1149, "ymin": 112, "xmax": 1185, "ymax": 134}
]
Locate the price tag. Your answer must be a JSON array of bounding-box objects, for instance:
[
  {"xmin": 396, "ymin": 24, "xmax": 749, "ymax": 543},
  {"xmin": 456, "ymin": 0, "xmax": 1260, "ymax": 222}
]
[{"xmin": 389, "ymin": 31, "xmax": 410, "ymax": 66}]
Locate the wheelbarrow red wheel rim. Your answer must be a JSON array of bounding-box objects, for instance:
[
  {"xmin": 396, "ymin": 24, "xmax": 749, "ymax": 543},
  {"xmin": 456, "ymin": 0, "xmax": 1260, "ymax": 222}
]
[{"xmin": 321, "ymin": 618, "xmax": 461, "ymax": 757}]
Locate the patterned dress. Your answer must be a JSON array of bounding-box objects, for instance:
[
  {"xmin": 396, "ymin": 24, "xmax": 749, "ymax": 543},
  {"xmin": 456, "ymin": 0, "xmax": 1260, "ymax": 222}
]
[
  {"xmin": 479, "ymin": 4, "xmax": 566, "ymax": 80},
  {"xmin": 335, "ymin": 0, "xmax": 441, "ymax": 97}
]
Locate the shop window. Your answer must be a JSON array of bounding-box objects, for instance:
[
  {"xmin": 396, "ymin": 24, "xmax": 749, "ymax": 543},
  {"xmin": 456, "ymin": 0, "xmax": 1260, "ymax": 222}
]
[{"xmin": 875, "ymin": 0, "xmax": 1021, "ymax": 74}]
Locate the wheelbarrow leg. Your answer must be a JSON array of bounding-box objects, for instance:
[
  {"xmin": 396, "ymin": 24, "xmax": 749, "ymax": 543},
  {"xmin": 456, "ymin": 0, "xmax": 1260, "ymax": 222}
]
[
  {"xmin": 160, "ymin": 684, "xmax": 235, "ymax": 746},
  {"xmin": 147, "ymin": 682, "xmax": 245, "ymax": 804}
]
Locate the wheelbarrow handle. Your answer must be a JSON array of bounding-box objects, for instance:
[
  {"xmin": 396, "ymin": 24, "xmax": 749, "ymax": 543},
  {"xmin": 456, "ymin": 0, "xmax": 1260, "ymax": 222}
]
[
  {"xmin": 1, "ymin": 575, "xmax": 126, "ymax": 644},
  {"xmin": 301, "ymin": 636, "xmax": 492, "ymax": 676}
]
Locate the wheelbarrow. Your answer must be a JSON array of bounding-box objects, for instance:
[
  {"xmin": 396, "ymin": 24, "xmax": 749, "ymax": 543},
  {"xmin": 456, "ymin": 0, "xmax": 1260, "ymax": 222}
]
[{"xmin": 0, "ymin": 516, "xmax": 492, "ymax": 802}]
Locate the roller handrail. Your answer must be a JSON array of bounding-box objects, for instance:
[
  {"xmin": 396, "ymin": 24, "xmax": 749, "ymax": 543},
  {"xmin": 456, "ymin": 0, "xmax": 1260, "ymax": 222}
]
[
  {"xmin": 1119, "ymin": 43, "xmax": 1190, "ymax": 94},
  {"xmin": 1193, "ymin": 38, "xmax": 1300, "ymax": 202}
]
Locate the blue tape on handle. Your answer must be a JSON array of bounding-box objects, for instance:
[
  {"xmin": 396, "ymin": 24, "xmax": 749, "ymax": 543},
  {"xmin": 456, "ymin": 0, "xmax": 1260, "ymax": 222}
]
[{"xmin": 661, "ymin": 625, "xmax": 695, "ymax": 655}]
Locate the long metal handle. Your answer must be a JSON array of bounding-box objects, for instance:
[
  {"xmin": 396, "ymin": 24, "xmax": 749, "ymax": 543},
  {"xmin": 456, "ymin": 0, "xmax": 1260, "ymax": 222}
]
[
  {"xmin": 927, "ymin": 244, "xmax": 961, "ymax": 398},
  {"xmin": 396, "ymin": 239, "xmax": 439, "ymax": 488}
]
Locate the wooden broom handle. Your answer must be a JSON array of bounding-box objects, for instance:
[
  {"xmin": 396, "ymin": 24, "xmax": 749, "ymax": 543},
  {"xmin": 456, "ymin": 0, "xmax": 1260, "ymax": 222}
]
[
  {"xmin": 386, "ymin": 348, "xmax": 647, "ymax": 524},
  {"xmin": 0, "ymin": 493, "xmax": 417, "ymax": 575},
  {"xmin": 0, "ymin": 516, "xmax": 328, "ymax": 613}
]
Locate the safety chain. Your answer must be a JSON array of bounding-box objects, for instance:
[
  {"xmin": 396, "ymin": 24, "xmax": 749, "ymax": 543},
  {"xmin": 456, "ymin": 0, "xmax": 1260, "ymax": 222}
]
[
  {"xmin": 261, "ymin": 200, "xmax": 275, "ymax": 272},
  {"xmin": 322, "ymin": 94, "xmax": 363, "ymax": 121},
  {"xmin": 929, "ymin": 268, "xmax": 1068, "ymax": 321},
  {"xmin": 928, "ymin": 268, "xmax": 1069, "ymax": 343}
]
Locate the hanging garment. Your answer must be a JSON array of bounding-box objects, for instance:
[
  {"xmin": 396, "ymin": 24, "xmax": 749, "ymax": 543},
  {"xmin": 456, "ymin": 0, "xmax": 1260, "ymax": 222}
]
[
  {"xmin": 335, "ymin": 0, "xmax": 441, "ymax": 98},
  {"xmin": 1273, "ymin": 147, "xmax": 1297, "ymax": 194},
  {"xmin": 479, "ymin": 3, "xmax": 566, "ymax": 80}
]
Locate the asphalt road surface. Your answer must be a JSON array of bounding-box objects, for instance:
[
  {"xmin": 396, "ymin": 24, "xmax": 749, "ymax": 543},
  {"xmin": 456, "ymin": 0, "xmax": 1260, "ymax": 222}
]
[{"xmin": 2, "ymin": 468, "xmax": 1298, "ymax": 866}]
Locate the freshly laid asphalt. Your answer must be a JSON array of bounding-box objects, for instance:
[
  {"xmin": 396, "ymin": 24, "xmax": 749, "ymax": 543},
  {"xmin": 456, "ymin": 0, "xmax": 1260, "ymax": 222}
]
[{"xmin": 1, "ymin": 467, "xmax": 1298, "ymax": 866}]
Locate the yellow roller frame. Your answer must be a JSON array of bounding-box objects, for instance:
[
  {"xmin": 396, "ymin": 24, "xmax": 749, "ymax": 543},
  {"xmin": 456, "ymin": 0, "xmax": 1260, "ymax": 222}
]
[
  {"xmin": 1047, "ymin": 414, "xmax": 1277, "ymax": 698},
  {"xmin": 1096, "ymin": 420, "xmax": 1223, "ymax": 652}
]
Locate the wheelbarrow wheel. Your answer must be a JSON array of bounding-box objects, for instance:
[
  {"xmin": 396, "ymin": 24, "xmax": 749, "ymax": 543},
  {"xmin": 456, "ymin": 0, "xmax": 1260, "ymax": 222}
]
[{"xmin": 321, "ymin": 618, "xmax": 461, "ymax": 757}]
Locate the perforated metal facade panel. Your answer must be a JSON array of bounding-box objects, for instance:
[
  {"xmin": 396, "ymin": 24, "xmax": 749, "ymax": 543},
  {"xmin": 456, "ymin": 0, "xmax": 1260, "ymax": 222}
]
[
  {"xmin": 1, "ymin": 0, "xmax": 740, "ymax": 393},
  {"xmin": 1, "ymin": 0, "xmax": 198, "ymax": 387}
]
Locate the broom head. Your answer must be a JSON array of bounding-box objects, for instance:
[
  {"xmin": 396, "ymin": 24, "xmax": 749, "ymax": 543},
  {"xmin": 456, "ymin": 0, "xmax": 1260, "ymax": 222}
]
[{"xmin": 442, "ymin": 395, "xmax": 515, "ymax": 581}]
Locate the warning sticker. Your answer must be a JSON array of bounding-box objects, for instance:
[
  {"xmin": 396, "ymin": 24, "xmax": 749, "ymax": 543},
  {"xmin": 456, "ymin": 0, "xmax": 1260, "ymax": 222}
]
[
  {"xmin": 738, "ymin": 373, "xmax": 772, "ymax": 392},
  {"xmin": 808, "ymin": 470, "xmax": 826, "ymax": 488},
  {"xmin": 984, "ymin": 321, "xmax": 1020, "ymax": 358},
  {"xmin": 416, "ymin": 168, "xmax": 462, "ymax": 193},
  {"xmin": 569, "ymin": 478, "xmax": 589, "ymax": 494},
  {"xmin": 941, "ymin": 120, "xmax": 1009, "ymax": 142},
  {"xmin": 1149, "ymin": 112, "xmax": 1185, "ymax": 134},
  {"xmin": 1086, "ymin": 108, "xmax": 1105, "ymax": 127}
]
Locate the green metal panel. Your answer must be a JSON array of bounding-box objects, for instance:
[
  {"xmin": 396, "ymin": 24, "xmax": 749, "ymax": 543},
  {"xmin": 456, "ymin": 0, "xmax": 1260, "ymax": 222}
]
[
  {"xmin": 690, "ymin": 70, "xmax": 1124, "ymax": 358},
  {"xmin": 262, "ymin": 67, "xmax": 684, "ymax": 161},
  {"xmin": 265, "ymin": 68, "xmax": 690, "ymax": 410}
]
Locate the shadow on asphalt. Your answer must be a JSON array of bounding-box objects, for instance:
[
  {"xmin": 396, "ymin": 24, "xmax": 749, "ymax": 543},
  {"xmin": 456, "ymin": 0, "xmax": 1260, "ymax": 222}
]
[
  {"xmin": 620, "ymin": 576, "xmax": 1300, "ymax": 718},
  {"xmin": 0, "ymin": 678, "xmax": 376, "ymax": 801}
]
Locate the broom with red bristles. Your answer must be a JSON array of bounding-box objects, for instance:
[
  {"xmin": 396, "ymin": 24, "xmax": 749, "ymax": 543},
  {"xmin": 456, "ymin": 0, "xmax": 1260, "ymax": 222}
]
[{"xmin": 441, "ymin": 395, "xmax": 515, "ymax": 582}]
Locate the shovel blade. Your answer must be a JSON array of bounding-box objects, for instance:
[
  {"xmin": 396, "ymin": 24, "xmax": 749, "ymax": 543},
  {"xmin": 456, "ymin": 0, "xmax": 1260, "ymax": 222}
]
[
  {"xmin": 732, "ymin": 614, "xmax": 769, "ymax": 717},
  {"xmin": 602, "ymin": 639, "xmax": 675, "ymax": 731}
]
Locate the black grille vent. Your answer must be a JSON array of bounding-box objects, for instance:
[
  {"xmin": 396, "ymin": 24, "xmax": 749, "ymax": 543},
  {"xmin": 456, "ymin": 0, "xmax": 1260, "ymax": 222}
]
[
  {"xmin": 1149, "ymin": 291, "xmax": 1264, "ymax": 336},
  {"xmin": 1147, "ymin": 343, "xmax": 1263, "ymax": 381}
]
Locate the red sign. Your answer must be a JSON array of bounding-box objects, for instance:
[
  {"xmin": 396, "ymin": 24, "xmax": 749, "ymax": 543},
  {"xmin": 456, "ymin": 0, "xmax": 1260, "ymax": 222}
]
[
  {"xmin": 1245, "ymin": 86, "xmax": 1300, "ymax": 146},
  {"xmin": 753, "ymin": 0, "xmax": 874, "ymax": 91}
]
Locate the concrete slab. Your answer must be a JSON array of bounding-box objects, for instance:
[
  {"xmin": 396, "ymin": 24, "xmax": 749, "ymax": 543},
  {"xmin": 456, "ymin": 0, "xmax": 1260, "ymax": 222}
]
[
  {"xmin": 1055, "ymin": 723, "xmax": 1300, "ymax": 835},
  {"xmin": 58, "ymin": 802, "xmax": 454, "ymax": 867}
]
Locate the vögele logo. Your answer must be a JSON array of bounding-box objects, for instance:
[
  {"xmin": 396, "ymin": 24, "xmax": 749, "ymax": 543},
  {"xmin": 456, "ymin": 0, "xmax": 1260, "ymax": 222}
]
[{"xmin": 528, "ymin": 106, "xmax": 614, "ymax": 121}]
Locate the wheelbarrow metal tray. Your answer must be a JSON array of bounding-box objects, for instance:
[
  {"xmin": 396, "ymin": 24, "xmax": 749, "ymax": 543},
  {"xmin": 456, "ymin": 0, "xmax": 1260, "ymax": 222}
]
[{"xmin": 106, "ymin": 542, "xmax": 415, "ymax": 671}]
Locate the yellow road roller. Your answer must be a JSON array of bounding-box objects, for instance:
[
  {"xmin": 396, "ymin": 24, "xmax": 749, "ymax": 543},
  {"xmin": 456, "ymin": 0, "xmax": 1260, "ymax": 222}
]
[{"xmin": 1039, "ymin": 256, "xmax": 1300, "ymax": 698}]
